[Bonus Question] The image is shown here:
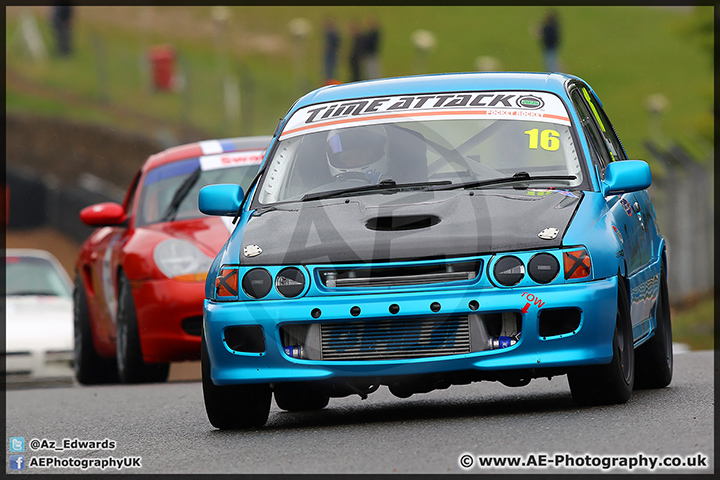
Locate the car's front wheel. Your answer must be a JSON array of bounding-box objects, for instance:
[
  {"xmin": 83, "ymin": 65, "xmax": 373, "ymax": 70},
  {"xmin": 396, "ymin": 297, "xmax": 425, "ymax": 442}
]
[
  {"xmin": 73, "ymin": 275, "xmax": 118, "ymax": 385},
  {"xmin": 634, "ymin": 260, "xmax": 673, "ymax": 389},
  {"xmin": 115, "ymin": 272, "xmax": 169, "ymax": 383},
  {"xmin": 274, "ymin": 383, "xmax": 330, "ymax": 412},
  {"xmin": 201, "ymin": 333, "xmax": 272, "ymax": 429},
  {"xmin": 568, "ymin": 280, "xmax": 634, "ymax": 405}
]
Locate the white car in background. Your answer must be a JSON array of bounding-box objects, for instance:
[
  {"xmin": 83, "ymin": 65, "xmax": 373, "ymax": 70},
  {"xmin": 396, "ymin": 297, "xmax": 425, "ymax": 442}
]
[{"xmin": 4, "ymin": 248, "xmax": 75, "ymax": 383}]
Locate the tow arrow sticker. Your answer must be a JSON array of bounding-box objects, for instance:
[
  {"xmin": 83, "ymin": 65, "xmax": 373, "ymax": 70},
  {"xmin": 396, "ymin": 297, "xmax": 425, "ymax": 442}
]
[{"xmin": 520, "ymin": 292, "xmax": 545, "ymax": 314}]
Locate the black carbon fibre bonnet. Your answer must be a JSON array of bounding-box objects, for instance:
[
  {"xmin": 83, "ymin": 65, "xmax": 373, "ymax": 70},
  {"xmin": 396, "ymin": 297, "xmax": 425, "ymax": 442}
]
[{"xmin": 238, "ymin": 190, "xmax": 581, "ymax": 265}]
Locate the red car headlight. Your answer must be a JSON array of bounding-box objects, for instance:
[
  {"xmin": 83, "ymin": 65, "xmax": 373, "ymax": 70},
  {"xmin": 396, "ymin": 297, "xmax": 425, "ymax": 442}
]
[{"xmin": 153, "ymin": 239, "xmax": 213, "ymax": 282}]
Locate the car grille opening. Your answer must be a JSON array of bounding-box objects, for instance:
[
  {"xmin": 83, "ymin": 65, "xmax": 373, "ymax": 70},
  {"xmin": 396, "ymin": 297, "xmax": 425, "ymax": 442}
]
[
  {"xmin": 45, "ymin": 350, "xmax": 73, "ymax": 363},
  {"xmin": 181, "ymin": 316, "xmax": 203, "ymax": 336},
  {"xmin": 320, "ymin": 316, "xmax": 471, "ymax": 361},
  {"xmin": 224, "ymin": 326, "xmax": 265, "ymax": 353},
  {"xmin": 279, "ymin": 311, "xmax": 522, "ymax": 361},
  {"xmin": 319, "ymin": 260, "xmax": 481, "ymax": 289},
  {"xmin": 538, "ymin": 308, "xmax": 581, "ymax": 338}
]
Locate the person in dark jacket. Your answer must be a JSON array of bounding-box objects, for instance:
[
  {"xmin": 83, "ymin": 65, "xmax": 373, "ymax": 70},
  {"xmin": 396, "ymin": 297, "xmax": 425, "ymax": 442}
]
[
  {"xmin": 323, "ymin": 17, "xmax": 341, "ymax": 84},
  {"xmin": 362, "ymin": 16, "xmax": 381, "ymax": 79},
  {"xmin": 51, "ymin": 2, "xmax": 74, "ymax": 57},
  {"xmin": 348, "ymin": 19, "xmax": 363, "ymax": 82},
  {"xmin": 539, "ymin": 10, "xmax": 560, "ymax": 72}
]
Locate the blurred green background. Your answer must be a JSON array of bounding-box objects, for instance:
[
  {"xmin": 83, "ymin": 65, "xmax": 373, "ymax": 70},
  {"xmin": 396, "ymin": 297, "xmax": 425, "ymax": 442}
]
[
  {"xmin": 5, "ymin": 5, "xmax": 713, "ymax": 349},
  {"xmin": 6, "ymin": 6, "xmax": 713, "ymax": 161}
]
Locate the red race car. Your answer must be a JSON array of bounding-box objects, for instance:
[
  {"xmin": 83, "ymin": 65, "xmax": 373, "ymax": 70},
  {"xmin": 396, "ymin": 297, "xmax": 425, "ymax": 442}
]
[{"xmin": 74, "ymin": 136, "xmax": 270, "ymax": 384}]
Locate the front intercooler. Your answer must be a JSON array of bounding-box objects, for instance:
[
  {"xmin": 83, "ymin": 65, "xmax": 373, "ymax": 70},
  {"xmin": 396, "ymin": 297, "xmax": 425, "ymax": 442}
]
[{"xmin": 319, "ymin": 316, "xmax": 471, "ymax": 361}]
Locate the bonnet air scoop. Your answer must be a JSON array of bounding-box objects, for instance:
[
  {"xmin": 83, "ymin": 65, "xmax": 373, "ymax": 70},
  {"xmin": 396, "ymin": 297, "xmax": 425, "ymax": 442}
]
[{"xmin": 365, "ymin": 214, "xmax": 441, "ymax": 231}]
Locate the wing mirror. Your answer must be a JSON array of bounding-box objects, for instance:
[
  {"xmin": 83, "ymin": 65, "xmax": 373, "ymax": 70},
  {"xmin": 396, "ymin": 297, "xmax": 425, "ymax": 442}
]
[
  {"xmin": 198, "ymin": 184, "xmax": 245, "ymax": 216},
  {"xmin": 79, "ymin": 202, "xmax": 127, "ymax": 226},
  {"xmin": 601, "ymin": 160, "xmax": 652, "ymax": 196}
]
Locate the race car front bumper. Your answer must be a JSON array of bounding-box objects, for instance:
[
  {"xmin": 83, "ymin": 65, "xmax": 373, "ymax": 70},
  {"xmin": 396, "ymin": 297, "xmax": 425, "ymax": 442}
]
[
  {"xmin": 132, "ymin": 278, "xmax": 204, "ymax": 363},
  {"xmin": 203, "ymin": 276, "xmax": 619, "ymax": 386}
]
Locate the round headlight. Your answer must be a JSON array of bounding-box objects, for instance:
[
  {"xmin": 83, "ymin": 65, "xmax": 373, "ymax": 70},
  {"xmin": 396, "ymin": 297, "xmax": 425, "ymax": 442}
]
[
  {"xmin": 153, "ymin": 239, "xmax": 213, "ymax": 281},
  {"xmin": 493, "ymin": 256, "xmax": 525, "ymax": 286},
  {"xmin": 528, "ymin": 253, "xmax": 559, "ymax": 284},
  {"xmin": 275, "ymin": 267, "xmax": 306, "ymax": 298},
  {"xmin": 242, "ymin": 268, "xmax": 272, "ymax": 299}
]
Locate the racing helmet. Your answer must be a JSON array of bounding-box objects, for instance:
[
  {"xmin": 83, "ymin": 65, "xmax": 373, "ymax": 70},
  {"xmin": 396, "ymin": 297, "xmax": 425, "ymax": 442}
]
[{"xmin": 325, "ymin": 126, "xmax": 388, "ymax": 183}]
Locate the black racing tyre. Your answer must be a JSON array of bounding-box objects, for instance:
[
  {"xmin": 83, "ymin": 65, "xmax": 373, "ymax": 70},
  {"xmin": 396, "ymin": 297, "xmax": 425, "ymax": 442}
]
[
  {"xmin": 568, "ymin": 279, "xmax": 634, "ymax": 406},
  {"xmin": 201, "ymin": 332, "xmax": 271, "ymax": 429},
  {"xmin": 116, "ymin": 272, "xmax": 170, "ymax": 384},
  {"xmin": 634, "ymin": 261, "xmax": 673, "ymax": 389},
  {"xmin": 274, "ymin": 383, "xmax": 330, "ymax": 412},
  {"xmin": 73, "ymin": 275, "xmax": 118, "ymax": 385}
]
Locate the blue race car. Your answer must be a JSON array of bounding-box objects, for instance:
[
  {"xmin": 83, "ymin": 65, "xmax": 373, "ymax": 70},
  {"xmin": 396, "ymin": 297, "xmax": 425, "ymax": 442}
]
[{"xmin": 198, "ymin": 72, "xmax": 672, "ymax": 429}]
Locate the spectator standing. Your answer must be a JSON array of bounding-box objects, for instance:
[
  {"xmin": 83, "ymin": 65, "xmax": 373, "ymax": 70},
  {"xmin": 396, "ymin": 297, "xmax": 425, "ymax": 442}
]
[
  {"xmin": 538, "ymin": 10, "xmax": 560, "ymax": 72},
  {"xmin": 51, "ymin": 2, "xmax": 74, "ymax": 57},
  {"xmin": 348, "ymin": 20, "xmax": 364, "ymax": 82},
  {"xmin": 362, "ymin": 16, "xmax": 381, "ymax": 79},
  {"xmin": 323, "ymin": 17, "xmax": 341, "ymax": 84}
]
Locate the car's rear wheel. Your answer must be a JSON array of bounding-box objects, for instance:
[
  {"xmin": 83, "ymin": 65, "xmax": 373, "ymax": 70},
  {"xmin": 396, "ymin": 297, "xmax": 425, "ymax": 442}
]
[
  {"xmin": 73, "ymin": 275, "xmax": 118, "ymax": 384},
  {"xmin": 201, "ymin": 332, "xmax": 271, "ymax": 429},
  {"xmin": 274, "ymin": 383, "xmax": 330, "ymax": 412},
  {"xmin": 634, "ymin": 261, "xmax": 673, "ymax": 389},
  {"xmin": 116, "ymin": 272, "xmax": 169, "ymax": 383},
  {"xmin": 568, "ymin": 280, "xmax": 634, "ymax": 406}
]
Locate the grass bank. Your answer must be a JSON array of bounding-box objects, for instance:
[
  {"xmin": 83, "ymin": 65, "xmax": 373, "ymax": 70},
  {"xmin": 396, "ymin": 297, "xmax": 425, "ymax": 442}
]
[{"xmin": 6, "ymin": 6, "xmax": 713, "ymax": 165}]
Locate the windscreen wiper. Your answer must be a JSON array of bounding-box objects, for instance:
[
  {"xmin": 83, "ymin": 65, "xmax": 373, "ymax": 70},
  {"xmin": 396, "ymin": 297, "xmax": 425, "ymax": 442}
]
[
  {"xmin": 301, "ymin": 179, "xmax": 451, "ymax": 202},
  {"xmin": 161, "ymin": 166, "xmax": 202, "ymax": 222},
  {"xmin": 430, "ymin": 172, "xmax": 577, "ymax": 192}
]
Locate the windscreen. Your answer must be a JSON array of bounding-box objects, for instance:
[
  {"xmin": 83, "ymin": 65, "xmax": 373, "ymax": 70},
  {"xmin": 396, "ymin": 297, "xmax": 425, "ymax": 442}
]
[
  {"xmin": 257, "ymin": 91, "xmax": 583, "ymax": 204},
  {"xmin": 136, "ymin": 149, "xmax": 264, "ymax": 226},
  {"xmin": 5, "ymin": 256, "xmax": 72, "ymax": 297}
]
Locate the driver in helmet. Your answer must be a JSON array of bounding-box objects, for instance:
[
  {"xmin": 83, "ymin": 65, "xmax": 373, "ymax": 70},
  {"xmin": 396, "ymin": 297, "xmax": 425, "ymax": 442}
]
[{"xmin": 325, "ymin": 126, "xmax": 389, "ymax": 184}]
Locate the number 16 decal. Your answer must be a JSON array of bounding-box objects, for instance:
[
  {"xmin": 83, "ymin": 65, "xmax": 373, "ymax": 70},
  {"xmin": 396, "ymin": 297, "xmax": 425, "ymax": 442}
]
[{"xmin": 525, "ymin": 128, "xmax": 560, "ymax": 151}]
